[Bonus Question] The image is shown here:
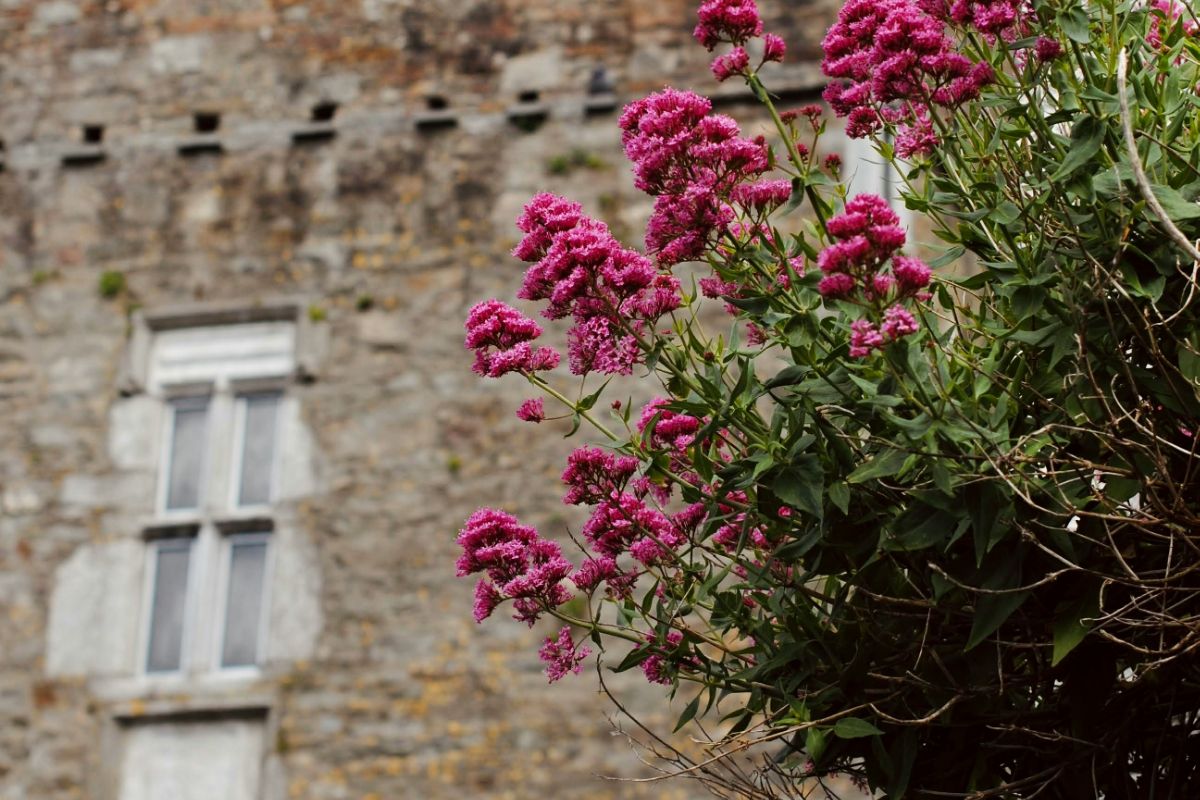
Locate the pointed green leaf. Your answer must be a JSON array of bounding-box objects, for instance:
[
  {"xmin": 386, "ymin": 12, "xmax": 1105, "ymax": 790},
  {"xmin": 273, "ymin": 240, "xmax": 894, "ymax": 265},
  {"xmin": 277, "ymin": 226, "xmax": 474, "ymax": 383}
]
[
  {"xmin": 773, "ymin": 455, "xmax": 825, "ymax": 519},
  {"xmin": 847, "ymin": 448, "xmax": 908, "ymax": 484},
  {"xmin": 833, "ymin": 717, "xmax": 883, "ymax": 739},
  {"xmin": 1051, "ymin": 591, "xmax": 1100, "ymax": 666}
]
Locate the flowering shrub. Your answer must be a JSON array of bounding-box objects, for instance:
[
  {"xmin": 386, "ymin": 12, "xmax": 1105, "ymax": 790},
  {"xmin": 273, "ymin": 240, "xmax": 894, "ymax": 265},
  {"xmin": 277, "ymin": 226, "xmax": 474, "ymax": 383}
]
[{"xmin": 458, "ymin": 0, "xmax": 1200, "ymax": 795}]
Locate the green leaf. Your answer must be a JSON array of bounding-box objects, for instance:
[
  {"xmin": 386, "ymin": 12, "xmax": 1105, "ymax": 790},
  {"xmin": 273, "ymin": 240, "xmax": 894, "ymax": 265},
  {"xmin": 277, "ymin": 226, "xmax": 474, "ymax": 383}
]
[
  {"xmin": 674, "ymin": 694, "xmax": 702, "ymax": 732},
  {"xmin": 988, "ymin": 200, "xmax": 1021, "ymax": 225},
  {"xmin": 773, "ymin": 455, "xmax": 825, "ymax": 519},
  {"xmin": 577, "ymin": 379, "xmax": 610, "ymax": 412},
  {"xmin": 1180, "ymin": 344, "xmax": 1200, "ymax": 385},
  {"xmin": 805, "ymin": 726, "xmax": 828, "ymax": 763},
  {"xmin": 847, "ymin": 448, "xmax": 908, "ymax": 484},
  {"xmin": 833, "ymin": 717, "xmax": 883, "ymax": 739},
  {"xmin": 828, "ymin": 481, "xmax": 851, "ymax": 514},
  {"xmin": 931, "ymin": 460, "xmax": 955, "ymax": 494},
  {"xmin": 965, "ymin": 552, "xmax": 1030, "ymax": 651},
  {"xmin": 780, "ymin": 177, "xmax": 806, "ymax": 215},
  {"xmin": 1149, "ymin": 184, "xmax": 1200, "ymax": 221},
  {"xmin": 764, "ymin": 364, "xmax": 810, "ymax": 390},
  {"xmin": 1051, "ymin": 591, "xmax": 1100, "ymax": 666},
  {"xmin": 1050, "ymin": 116, "xmax": 1104, "ymax": 181},
  {"xmin": 885, "ymin": 509, "xmax": 955, "ymax": 552},
  {"xmin": 1059, "ymin": 6, "xmax": 1091, "ymax": 42},
  {"xmin": 966, "ymin": 481, "xmax": 1008, "ymax": 565}
]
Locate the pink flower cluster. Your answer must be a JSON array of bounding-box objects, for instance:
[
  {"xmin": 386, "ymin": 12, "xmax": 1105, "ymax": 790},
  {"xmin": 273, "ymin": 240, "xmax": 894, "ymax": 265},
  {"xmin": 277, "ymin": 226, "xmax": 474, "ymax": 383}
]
[
  {"xmin": 816, "ymin": 194, "xmax": 931, "ymax": 357},
  {"xmin": 456, "ymin": 508, "xmax": 573, "ymax": 625},
  {"xmin": 561, "ymin": 446, "xmax": 639, "ymax": 505},
  {"xmin": 513, "ymin": 193, "xmax": 682, "ymax": 375},
  {"xmin": 464, "ymin": 299, "xmax": 561, "ymax": 378},
  {"xmin": 619, "ymin": 89, "xmax": 769, "ymax": 264},
  {"xmin": 516, "ymin": 397, "xmax": 545, "ymax": 423},
  {"xmin": 538, "ymin": 626, "xmax": 591, "ymax": 683},
  {"xmin": 694, "ymin": 0, "xmax": 763, "ymax": 49},
  {"xmin": 582, "ymin": 492, "xmax": 685, "ymax": 566},
  {"xmin": 821, "ymin": 0, "xmax": 994, "ymax": 156},
  {"xmin": 925, "ymin": 0, "xmax": 1033, "ymax": 40},
  {"xmin": 1148, "ymin": 0, "xmax": 1199, "ymax": 50},
  {"xmin": 640, "ymin": 630, "xmax": 696, "ymax": 685}
]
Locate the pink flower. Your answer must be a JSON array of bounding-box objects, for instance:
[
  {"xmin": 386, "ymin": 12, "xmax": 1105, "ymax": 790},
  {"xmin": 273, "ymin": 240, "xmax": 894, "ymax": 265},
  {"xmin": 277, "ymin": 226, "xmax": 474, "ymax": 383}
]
[
  {"xmin": 818, "ymin": 272, "xmax": 857, "ymax": 299},
  {"xmin": 881, "ymin": 304, "xmax": 920, "ymax": 339},
  {"xmin": 1148, "ymin": 0, "xmax": 1199, "ymax": 50},
  {"xmin": 762, "ymin": 33, "xmax": 787, "ymax": 63},
  {"xmin": 561, "ymin": 446, "xmax": 639, "ymax": 506},
  {"xmin": 539, "ymin": 626, "xmax": 591, "ymax": 682},
  {"xmin": 620, "ymin": 88, "xmax": 768, "ymax": 264},
  {"xmin": 694, "ymin": 0, "xmax": 764, "ymax": 50},
  {"xmin": 582, "ymin": 493, "xmax": 678, "ymax": 560},
  {"xmin": 640, "ymin": 630, "xmax": 686, "ymax": 684},
  {"xmin": 513, "ymin": 193, "xmax": 584, "ymax": 263},
  {"xmin": 821, "ymin": 0, "xmax": 993, "ymax": 144},
  {"xmin": 638, "ymin": 398, "xmax": 703, "ymax": 452},
  {"xmin": 823, "ymin": 152, "xmax": 843, "ymax": 173},
  {"xmin": 456, "ymin": 508, "xmax": 574, "ymax": 625},
  {"xmin": 1034, "ymin": 36, "xmax": 1062, "ymax": 61},
  {"xmin": 895, "ymin": 114, "xmax": 939, "ymax": 159},
  {"xmin": 464, "ymin": 299, "xmax": 561, "ymax": 378},
  {"xmin": 733, "ymin": 178, "xmax": 793, "ymax": 211},
  {"xmin": 849, "ymin": 319, "xmax": 886, "ymax": 358},
  {"xmin": 571, "ymin": 556, "xmax": 621, "ymax": 592},
  {"xmin": 893, "ymin": 255, "xmax": 932, "ymax": 293},
  {"xmin": 516, "ymin": 397, "xmax": 545, "ymax": 423},
  {"xmin": 509, "ymin": 193, "xmax": 682, "ymax": 375},
  {"xmin": 945, "ymin": 0, "xmax": 1032, "ymax": 39},
  {"xmin": 711, "ymin": 46, "xmax": 750, "ymax": 82}
]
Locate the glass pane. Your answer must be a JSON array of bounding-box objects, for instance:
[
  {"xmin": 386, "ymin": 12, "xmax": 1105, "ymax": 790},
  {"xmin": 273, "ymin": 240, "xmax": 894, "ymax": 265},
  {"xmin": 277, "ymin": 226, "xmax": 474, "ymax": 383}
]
[
  {"xmin": 146, "ymin": 542, "xmax": 191, "ymax": 672},
  {"xmin": 166, "ymin": 398, "xmax": 208, "ymax": 511},
  {"xmin": 237, "ymin": 394, "xmax": 279, "ymax": 507},
  {"xmin": 221, "ymin": 540, "xmax": 268, "ymax": 668}
]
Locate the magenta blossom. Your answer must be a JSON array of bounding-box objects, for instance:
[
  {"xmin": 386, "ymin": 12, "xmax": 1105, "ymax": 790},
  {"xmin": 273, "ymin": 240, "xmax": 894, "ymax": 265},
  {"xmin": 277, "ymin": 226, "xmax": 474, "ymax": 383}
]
[
  {"xmin": 509, "ymin": 193, "xmax": 682, "ymax": 375},
  {"xmin": 762, "ymin": 33, "xmax": 787, "ymax": 63},
  {"xmin": 620, "ymin": 88, "xmax": 769, "ymax": 265},
  {"xmin": 456, "ymin": 508, "xmax": 574, "ymax": 625},
  {"xmin": 539, "ymin": 626, "xmax": 591, "ymax": 682},
  {"xmin": 562, "ymin": 446, "xmax": 639, "ymax": 506},
  {"xmin": 711, "ymin": 46, "xmax": 750, "ymax": 81},
  {"xmin": 464, "ymin": 299, "xmax": 561, "ymax": 378},
  {"xmin": 694, "ymin": 0, "xmax": 764, "ymax": 50},
  {"xmin": 822, "ymin": 0, "xmax": 994, "ymax": 150},
  {"xmin": 516, "ymin": 397, "xmax": 546, "ymax": 423}
]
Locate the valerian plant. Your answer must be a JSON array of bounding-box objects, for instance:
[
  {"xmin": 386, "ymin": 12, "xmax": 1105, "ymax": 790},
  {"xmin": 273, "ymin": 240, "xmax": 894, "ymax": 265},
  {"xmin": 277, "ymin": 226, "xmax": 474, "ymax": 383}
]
[{"xmin": 456, "ymin": 0, "xmax": 1200, "ymax": 796}]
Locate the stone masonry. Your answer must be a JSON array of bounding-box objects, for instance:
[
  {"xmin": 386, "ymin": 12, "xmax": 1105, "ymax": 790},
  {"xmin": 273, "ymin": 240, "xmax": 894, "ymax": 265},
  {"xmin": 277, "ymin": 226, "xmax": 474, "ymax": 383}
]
[{"xmin": 0, "ymin": 1, "xmax": 850, "ymax": 798}]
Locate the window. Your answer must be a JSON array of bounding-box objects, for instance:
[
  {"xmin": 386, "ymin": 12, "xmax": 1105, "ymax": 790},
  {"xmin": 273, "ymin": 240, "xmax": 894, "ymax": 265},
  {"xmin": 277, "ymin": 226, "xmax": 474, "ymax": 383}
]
[
  {"xmin": 140, "ymin": 321, "xmax": 294, "ymax": 676},
  {"xmin": 843, "ymin": 132, "xmax": 913, "ymax": 233}
]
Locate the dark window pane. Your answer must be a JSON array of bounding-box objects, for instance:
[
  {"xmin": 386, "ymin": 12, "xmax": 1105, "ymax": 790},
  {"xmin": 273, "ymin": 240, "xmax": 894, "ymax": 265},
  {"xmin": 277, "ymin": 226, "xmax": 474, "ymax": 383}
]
[
  {"xmin": 237, "ymin": 394, "xmax": 279, "ymax": 507},
  {"xmin": 146, "ymin": 542, "xmax": 191, "ymax": 672},
  {"xmin": 220, "ymin": 540, "xmax": 268, "ymax": 668},
  {"xmin": 166, "ymin": 398, "xmax": 208, "ymax": 511}
]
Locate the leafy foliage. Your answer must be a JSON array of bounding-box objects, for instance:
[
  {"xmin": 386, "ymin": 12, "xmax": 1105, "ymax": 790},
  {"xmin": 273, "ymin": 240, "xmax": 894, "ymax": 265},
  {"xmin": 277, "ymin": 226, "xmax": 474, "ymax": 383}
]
[{"xmin": 461, "ymin": 1, "xmax": 1200, "ymax": 796}]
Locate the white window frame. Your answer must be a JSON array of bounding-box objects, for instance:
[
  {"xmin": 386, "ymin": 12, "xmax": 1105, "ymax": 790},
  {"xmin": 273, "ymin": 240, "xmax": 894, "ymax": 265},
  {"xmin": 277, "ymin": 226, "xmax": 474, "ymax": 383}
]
[
  {"xmin": 138, "ymin": 534, "xmax": 199, "ymax": 676},
  {"xmin": 211, "ymin": 531, "xmax": 274, "ymax": 674},
  {"xmin": 227, "ymin": 390, "xmax": 284, "ymax": 514},
  {"xmin": 137, "ymin": 319, "xmax": 295, "ymax": 682},
  {"xmin": 155, "ymin": 390, "xmax": 213, "ymax": 519}
]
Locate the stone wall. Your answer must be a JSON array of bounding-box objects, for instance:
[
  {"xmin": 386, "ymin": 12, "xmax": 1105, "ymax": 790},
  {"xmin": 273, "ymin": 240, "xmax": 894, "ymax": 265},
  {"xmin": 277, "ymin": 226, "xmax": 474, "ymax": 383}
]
[{"xmin": 0, "ymin": 1, "xmax": 846, "ymax": 798}]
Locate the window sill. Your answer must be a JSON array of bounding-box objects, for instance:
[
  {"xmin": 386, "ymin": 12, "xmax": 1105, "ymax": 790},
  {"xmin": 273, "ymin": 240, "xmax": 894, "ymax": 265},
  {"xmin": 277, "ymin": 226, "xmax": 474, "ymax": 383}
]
[{"xmin": 91, "ymin": 670, "xmax": 275, "ymax": 721}]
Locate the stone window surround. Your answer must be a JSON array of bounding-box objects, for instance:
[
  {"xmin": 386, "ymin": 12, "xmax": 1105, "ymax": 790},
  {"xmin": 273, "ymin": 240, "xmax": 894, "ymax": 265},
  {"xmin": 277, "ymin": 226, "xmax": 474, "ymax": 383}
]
[
  {"xmin": 128, "ymin": 301, "xmax": 314, "ymax": 684},
  {"xmin": 119, "ymin": 297, "xmax": 322, "ymax": 396},
  {"xmin": 91, "ymin": 299, "xmax": 321, "ymax": 800},
  {"xmin": 96, "ymin": 703, "xmax": 278, "ymax": 800}
]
